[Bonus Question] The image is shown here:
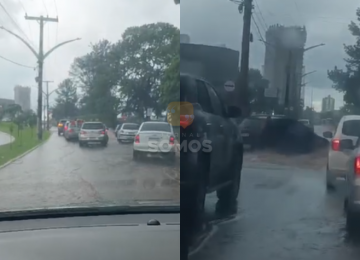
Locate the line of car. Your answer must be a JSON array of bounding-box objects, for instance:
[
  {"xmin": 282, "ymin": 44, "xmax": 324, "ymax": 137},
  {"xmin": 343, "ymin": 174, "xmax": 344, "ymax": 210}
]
[
  {"xmin": 324, "ymin": 115, "xmax": 360, "ymax": 233},
  {"xmin": 58, "ymin": 119, "xmax": 178, "ymax": 161}
]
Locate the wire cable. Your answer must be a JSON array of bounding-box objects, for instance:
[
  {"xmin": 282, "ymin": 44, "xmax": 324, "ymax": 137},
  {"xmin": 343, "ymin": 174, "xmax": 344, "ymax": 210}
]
[
  {"xmin": 0, "ymin": 54, "xmax": 35, "ymax": 69},
  {"xmin": 42, "ymin": 0, "xmax": 48, "ymax": 14},
  {"xmin": 0, "ymin": 1, "xmax": 34, "ymax": 46},
  {"xmin": 18, "ymin": 0, "xmax": 33, "ymax": 45},
  {"xmin": 254, "ymin": 0, "xmax": 268, "ymax": 29},
  {"xmin": 252, "ymin": 15, "xmax": 265, "ymax": 43}
]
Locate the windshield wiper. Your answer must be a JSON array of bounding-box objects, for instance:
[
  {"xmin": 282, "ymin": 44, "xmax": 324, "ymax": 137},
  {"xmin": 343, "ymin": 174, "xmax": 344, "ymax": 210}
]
[{"xmin": 0, "ymin": 203, "xmax": 180, "ymax": 222}]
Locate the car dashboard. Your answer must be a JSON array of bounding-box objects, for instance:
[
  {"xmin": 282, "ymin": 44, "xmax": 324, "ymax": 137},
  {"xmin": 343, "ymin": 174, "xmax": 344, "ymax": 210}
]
[{"xmin": 0, "ymin": 212, "xmax": 180, "ymax": 260}]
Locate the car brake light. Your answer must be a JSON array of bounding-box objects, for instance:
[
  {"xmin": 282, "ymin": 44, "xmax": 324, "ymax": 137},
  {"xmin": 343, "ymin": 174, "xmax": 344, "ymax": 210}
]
[
  {"xmin": 80, "ymin": 131, "xmax": 86, "ymax": 135},
  {"xmin": 135, "ymin": 135, "xmax": 140, "ymax": 143},
  {"xmin": 100, "ymin": 130, "xmax": 105, "ymax": 134},
  {"xmin": 169, "ymin": 136, "xmax": 175, "ymax": 145},
  {"xmin": 64, "ymin": 126, "xmax": 68, "ymax": 131},
  {"xmin": 355, "ymin": 157, "xmax": 360, "ymax": 175},
  {"xmin": 331, "ymin": 139, "xmax": 340, "ymax": 151}
]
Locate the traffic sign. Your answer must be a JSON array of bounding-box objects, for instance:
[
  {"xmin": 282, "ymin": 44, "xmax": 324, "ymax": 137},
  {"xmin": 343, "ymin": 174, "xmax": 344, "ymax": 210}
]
[{"xmin": 224, "ymin": 81, "xmax": 235, "ymax": 92}]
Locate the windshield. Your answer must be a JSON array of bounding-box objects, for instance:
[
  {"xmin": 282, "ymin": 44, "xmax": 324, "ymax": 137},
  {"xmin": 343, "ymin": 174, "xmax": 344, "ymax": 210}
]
[
  {"xmin": 140, "ymin": 123, "xmax": 172, "ymax": 132},
  {"xmin": 180, "ymin": 0, "xmax": 360, "ymax": 258},
  {"xmin": 122, "ymin": 124, "xmax": 139, "ymax": 130},
  {"xmin": 81, "ymin": 123, "xmax": 104, "ymax": 129},
  {"xmin": 0, "ymin": 0, "xmax": 179, "ymax": 218}
]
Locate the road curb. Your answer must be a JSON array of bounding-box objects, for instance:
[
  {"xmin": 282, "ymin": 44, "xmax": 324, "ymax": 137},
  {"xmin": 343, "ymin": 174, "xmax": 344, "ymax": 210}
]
[{"xmin": 0, "ymin": 132, "xmax": 52, "ymax": 170}]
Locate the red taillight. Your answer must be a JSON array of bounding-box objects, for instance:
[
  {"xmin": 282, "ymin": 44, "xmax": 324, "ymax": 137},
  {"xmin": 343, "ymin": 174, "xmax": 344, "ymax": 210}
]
[
  {"xmin": 355, "ymin": 157, "xmax": 360, "ymax": 175},
  {"xmin": 100, "ymin": 130, "xmax": 105, "ymax": 135},
  {"xmin": 80, "ymin": 131, "xmax": 86, "ymax": 135},
  {"xmin": 64, "ymin": 126, "xmax": 68, "ymax": 131},
  {"xmin": 135, "ymin": 135, "xmax": 140, "ymax": 143},
  {"xmin": 169, "ymin": 136, "xmax": 175, "ymax": 145},
  {"xmin": 331, "ymin": 139, "xmax": 340, "ymax": 151},
  {"xmin": 180, "ymin": 115, "xmax": 191, "ymax": 128}
]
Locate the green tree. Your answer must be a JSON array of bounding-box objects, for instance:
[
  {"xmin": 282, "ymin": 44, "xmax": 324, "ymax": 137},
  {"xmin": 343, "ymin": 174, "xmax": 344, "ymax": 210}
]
[
  {"xmin": 70, "ymin": 40, "xmax": 119, "ymax": 125},
  {"xmin": 160, "ymin": 54, "xmax": 180, "ymax": 107},
  {"xmin": 328, "ymin": 8, "xmax": 360, "ymax": 113},
  {"xmin": 115, "ymin": 22, "xmax": 179, "ymax": 117},
  {"xmin": 52, "ymin": 78, "xmax": 78, "ymax": 119},
  {"xmin": 4, "ymin": 104, "xmax": 22, "ymax": 121}
]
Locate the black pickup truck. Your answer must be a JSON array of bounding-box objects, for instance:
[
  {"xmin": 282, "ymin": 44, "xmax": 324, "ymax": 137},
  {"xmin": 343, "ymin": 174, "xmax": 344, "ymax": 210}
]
[{"xmin": 180, "ymin": 73, "xmax": 243, "ymax": 247}]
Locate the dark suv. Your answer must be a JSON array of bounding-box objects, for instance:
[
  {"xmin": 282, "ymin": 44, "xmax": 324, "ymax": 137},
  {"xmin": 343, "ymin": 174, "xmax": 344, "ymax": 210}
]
[
  {"xmin": 180, "ymin": 73, "xmax": 243, "ymax": 242},
  {"xmin": 57, "ymin": 119, "xmax": 68, "ymax": 136}
]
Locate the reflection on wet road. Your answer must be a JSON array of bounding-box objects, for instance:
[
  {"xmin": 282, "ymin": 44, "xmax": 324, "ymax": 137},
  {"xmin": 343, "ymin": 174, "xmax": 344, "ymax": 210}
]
[
  {"xmin": 0, "ymin": 130, "xmax": 179, "ymax": 211},
  {"xmin": 191, "ymin": 163, "xmax": 360, "ymax": 260}
]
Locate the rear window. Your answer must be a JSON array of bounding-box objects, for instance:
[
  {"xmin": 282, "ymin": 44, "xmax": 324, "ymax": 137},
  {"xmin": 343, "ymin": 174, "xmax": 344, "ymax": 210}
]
[
  {"xmin": 82, "ymin": 123, "xmax": 104, "ymax": 129},
  {"xmin": 123, "ymin": 124, "xmax": 139, "ymax": 130},
  {"xmin": 299, "ymin": 120, "xmax": 310, "ymax": 125},
  {"xmin": 59, "ymin": 120, "xmax": 67, "ymax": 124},
  {"xmin": 140, "ymin": 123, "xmax": 171, "ymax": 132},
  {"xmin": 342, "ymin": 120, "xmax": 360, "ymax": 136}
]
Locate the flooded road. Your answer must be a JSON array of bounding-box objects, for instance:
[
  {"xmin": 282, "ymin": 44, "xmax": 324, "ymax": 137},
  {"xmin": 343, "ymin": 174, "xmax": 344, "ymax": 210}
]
[
  {"xmin": 0, "ymin": 129, "xmax": 179, "ymax": 211},
  {"xmin": 190, "ymin": 162, "xmax": 360, "ymax": 260}
]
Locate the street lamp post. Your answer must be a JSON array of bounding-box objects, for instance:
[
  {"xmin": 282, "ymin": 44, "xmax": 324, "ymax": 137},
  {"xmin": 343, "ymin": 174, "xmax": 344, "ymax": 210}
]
[{"xmin": 0, "ymin": 26, "xmax": 81, "ymax": 140}]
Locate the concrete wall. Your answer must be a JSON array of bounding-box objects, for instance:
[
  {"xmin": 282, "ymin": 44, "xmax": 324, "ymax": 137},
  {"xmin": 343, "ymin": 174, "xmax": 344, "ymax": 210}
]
[{"xmin": 180, "ymin": 43, "xmax": 240, "ymax": 107}]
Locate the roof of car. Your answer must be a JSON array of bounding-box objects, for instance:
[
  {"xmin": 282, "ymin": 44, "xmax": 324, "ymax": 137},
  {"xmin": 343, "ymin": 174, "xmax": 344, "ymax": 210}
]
[
  {"xmin": 342, "ymin": 115, "xmax": 360, "ymax": 121},
  {"xmin": 142, "ymin": 121, "xmax": 170, "ymax": 124}
]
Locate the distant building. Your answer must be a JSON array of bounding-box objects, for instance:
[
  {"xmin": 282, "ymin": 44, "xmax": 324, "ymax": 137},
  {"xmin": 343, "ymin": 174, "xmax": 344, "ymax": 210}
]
[
  {"xmin": 321, "ymin": 95, "xmax": 335, "ymax": 112},
  {"xmin": 262, "ymin": 25, "xmax": 307, "ymax": 116},
  {"xmin": 14, "ymin": 85, "xmax": 31, "ymax": 111},
  {"xmin": 180, "ymin": 34, "xmax": 190, "ymax": 43},
  {"xmin": 0, "ymin": 98, "xmax": 15, "ymax": 111}
]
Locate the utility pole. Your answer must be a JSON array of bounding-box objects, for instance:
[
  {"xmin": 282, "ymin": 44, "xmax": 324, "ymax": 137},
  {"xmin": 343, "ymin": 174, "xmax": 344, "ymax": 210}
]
[
  {"xmin": 43, "ymin": 80, "xmax": 54, "ymax": 131},
  {"xmin": 0, "ymin": 18, "xmax": 80, "ymax": 141},
  {"xmin": 284, "ymin": 50, "xmax": 292, "ymax": 117},
  {"xmin": 25, "ymin": 15, "xmax": 57, "ymax": 140},
  {"xmin": 234, "ymin": 0, "xmax": 252, "ymax": 117}
]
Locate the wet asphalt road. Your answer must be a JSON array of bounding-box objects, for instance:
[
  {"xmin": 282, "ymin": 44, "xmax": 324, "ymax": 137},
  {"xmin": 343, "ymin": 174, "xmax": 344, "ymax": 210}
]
[
  {"xmin": 191, "ymin": 162, "xmax": 360, "ymax": 260},
  {"xmin": 0, "ymin": 129, "xmax": 179, "ymax": 211}
]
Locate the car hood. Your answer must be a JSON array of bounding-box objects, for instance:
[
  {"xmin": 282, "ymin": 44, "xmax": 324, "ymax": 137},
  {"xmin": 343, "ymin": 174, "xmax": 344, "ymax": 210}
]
[{"xmin": 0, "ymin": 223, "xmax": 179, "ymax": 260}]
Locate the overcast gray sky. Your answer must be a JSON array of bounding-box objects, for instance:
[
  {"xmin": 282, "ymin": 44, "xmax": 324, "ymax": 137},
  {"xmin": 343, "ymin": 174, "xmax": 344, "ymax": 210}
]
[
  {"xmin": 181, "ymin": 0, "xmax": 358, "ymax": 111},
  {"xmin": 0, "ymin": 0, "xmax": 180, "ymax": 111}
]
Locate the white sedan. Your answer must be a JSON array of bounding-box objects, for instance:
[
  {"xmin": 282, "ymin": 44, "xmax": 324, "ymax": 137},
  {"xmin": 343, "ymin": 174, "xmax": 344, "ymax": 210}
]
[{"xmin": 133, "ymin": 121, "xmax": 176, "ymax": 161}]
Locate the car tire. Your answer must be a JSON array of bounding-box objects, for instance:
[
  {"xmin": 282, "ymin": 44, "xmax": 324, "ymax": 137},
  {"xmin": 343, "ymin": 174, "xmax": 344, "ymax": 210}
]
[
  {"xmin": 118, "ymin": 139, "xmax": 122, "ymax": 144},
  {"xmin": 326, "ymin": 167, "xmax": 335, "ymax": 191},
  {"xmin": 216, "ymin": 144, "xmax": 242, "ymax": 202},
  {"xmin": 186, "ymin": 181, "xmax": 206, "ymax": 237},
  {"xmin": 133, "ymin": 150, "xmax": 140, "ymax": 160},
  {"xmin": 58, "ymin": 132, "xmax": 60, "ymax": 136},
  {"xmin": 346, "ymin": 210, "xmax": 359, "ymax": 235},
  {"xmin": 103, "ymin": 142, "xmax": 108, "ymax": 147},
  {"xmin": 169, "ymin": 152, "xmax": 176, "ymax": 163}
]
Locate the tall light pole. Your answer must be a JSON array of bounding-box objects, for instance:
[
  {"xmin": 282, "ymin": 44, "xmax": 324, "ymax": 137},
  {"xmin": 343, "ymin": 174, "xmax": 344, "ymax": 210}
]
[
  {"xmin": 284, "ymin": 44, "xmax": 325, "ymax": 118},
  {"xmin": 0, "ymin": 23, "xmax": 81, "ymax": 140}
]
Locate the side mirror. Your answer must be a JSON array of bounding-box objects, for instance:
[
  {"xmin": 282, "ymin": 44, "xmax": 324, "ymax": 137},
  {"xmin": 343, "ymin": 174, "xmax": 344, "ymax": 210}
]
[
  {"xmin": 227, "ymin": 106, "xmax": 242, "ymax": 118},
  {"xmin": 340, "ymin": 139, "xmax": 354, "ymax": 150},
  {"xmin": 323, "ymin": 131, "xmax": 333, "ymax": 138}
]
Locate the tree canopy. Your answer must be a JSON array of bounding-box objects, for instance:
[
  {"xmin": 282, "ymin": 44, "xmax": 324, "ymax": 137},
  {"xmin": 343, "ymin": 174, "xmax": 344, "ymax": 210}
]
[
  {"xmin": 50, "ymin": 22, "xmax": 179, "ymax": 126},
  {"xmin": 328, "ymin": 8, "xmax": 360, "ymax": 113}
]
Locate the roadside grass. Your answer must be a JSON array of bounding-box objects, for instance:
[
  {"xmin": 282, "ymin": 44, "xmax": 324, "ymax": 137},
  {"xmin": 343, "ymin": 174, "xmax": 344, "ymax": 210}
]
[{"xmin": 0, "ymin": 122, "xmax": 50, "ymax": 166}]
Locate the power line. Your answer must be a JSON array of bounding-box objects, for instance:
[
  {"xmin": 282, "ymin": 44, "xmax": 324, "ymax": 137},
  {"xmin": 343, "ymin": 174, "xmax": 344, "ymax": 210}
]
[
  {"xmin": 254, "ymin": 0, "xmax": 268, "ymax": 29},
  {"xmin": 0, "ymin": 53, "xmax": 35, "ymax": 68},
  {"xmin": 53, "ymin": 0, "xmax": 58, "ymax": 14},
  {"xmin": 18, "ymin": 0, "xmax": 33, "ymax": 45},
  {"xmin": 251, "ymin": 15, "xmax": 265, "ymax": 42},
  {"xmin": 0, "ymin": 1, "xmax": 34, "ymax": 46},
  {"xmin": 42, "ymin": 0, "xmax": 48, "ymax": 14}
]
